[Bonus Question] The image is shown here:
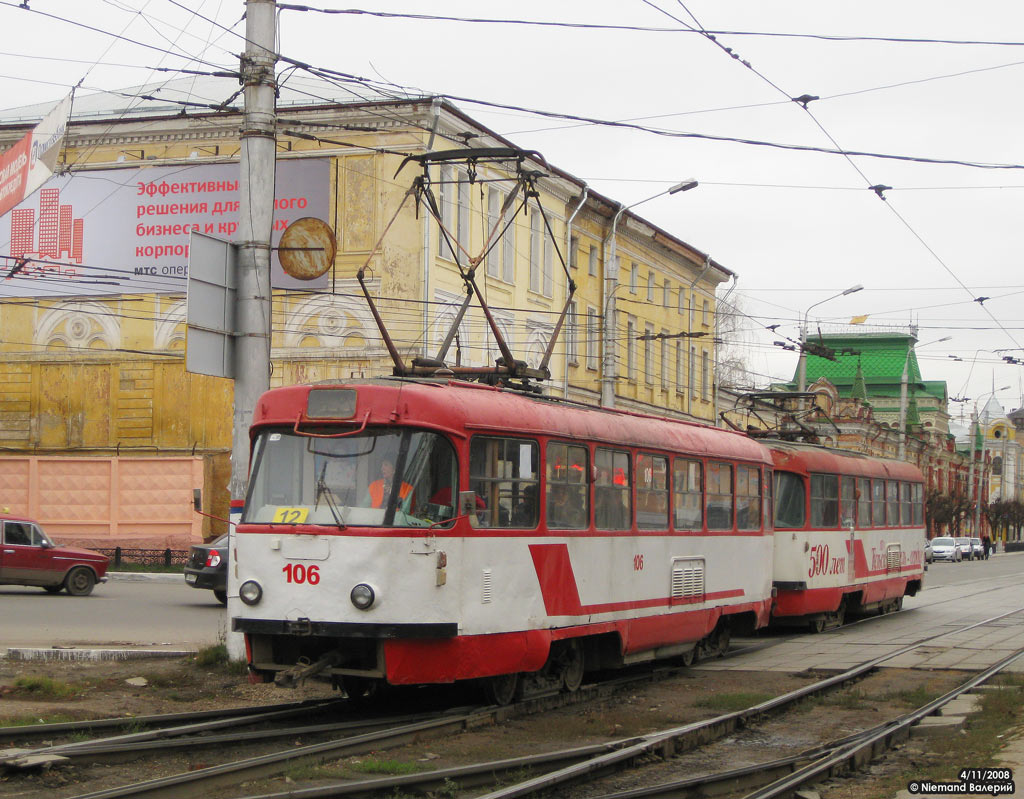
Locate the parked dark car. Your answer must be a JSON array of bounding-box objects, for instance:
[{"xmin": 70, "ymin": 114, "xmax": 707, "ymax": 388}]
[
  {"xmin": 184, "ymin": 534, "xmax": 228, "ymax": 605},
  {"xmin": 0, "ymin": 513, "xmax": 109, "ymax": 596}
]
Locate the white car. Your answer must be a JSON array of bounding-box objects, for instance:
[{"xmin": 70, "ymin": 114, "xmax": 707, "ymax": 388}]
[{"xmin": 930, "ymin": 537, "xmax": 961, "ymax": 562}]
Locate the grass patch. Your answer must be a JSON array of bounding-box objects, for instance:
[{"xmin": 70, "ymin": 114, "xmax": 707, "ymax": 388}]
[
  {"xmin": 817, "ymin": 688, "xmax": 871, "ymax": 709},
  {"xmin": 858, "ymin": 685, "xmax": 1024, "ymax": 797},
  {"xmin": 10, "ymin": 676, "xmax": 79, "ymax": 699},
  {"xmin": 193, "ymin": 643, "xmax": 229, "ymax": 667},
  {"xmin": 694, "ymin": 691, "xmax": 775, "ymax": 712},
  {"xmin": 349, "ymin": 758, "xmax": 428, "ymax": 776}
]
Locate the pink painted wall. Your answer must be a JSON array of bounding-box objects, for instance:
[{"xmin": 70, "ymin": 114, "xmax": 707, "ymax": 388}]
[{"xmin": 0, "ymin": 456, "xmax": 205, "ymax": 550}]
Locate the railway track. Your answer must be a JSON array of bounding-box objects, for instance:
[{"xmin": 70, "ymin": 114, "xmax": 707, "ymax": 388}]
[{"xmin": 5, "ymin": 604, "xmax": 1018, "ymax": 799}]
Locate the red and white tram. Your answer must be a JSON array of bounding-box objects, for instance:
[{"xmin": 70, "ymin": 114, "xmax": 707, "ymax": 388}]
[
  {"xmin": 768, "ymin": 442, "xmax": 926, "ymax": 631},
  {"xmin": 230, "ymin": 378, "xmax": 776, "ymax": 701}
]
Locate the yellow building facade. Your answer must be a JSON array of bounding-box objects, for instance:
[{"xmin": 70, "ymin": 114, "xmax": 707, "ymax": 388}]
[{"xmin": 0, "ymin": 90, "xmax": 732, "ymax": 540}]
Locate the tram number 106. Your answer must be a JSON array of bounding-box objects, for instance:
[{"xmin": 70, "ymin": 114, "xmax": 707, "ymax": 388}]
[{"xmin": 282, "ymin": 563, "xmax": 321, "ymax": 585}]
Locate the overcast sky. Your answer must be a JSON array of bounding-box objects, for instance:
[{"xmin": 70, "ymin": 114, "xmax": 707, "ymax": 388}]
[{"xmin": 3, "ymin": 0, "xmax": 1024, "ymax": 421}]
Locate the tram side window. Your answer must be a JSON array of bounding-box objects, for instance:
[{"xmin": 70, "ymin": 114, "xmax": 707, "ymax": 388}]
[
  {"xmin": 595, "ymin": 448, "xmax": 631, "ymax": 530},
  {"xmin": 840, "ymin": 476, "xmax": 856, "ymax": 527},
  {"xmin": 706, "ymin": 462, "xmax": 733, "ymax": 530},
  {"xmin": 763, "ymin": 468, "xmax": 773, "ymax": 530},
  {"xmin": 912, "ymin": 483, "xmax": 924, "ymax": 525},
  {"xmin": 886, "ymin": 481, "xmax": 899, "ymax": 526},
  {"xmin": 857, "ymin": 478, "xmax": 872, "ymax": 527},
  {"xmin": 735, "ymin": 464, "xmax": 761, "ymax": 531},
  {"xmin": 674, "ymin": 458, "xmax": 702, "ymax": 530},
  {"xmin": 637, "ymin": 453, "xmax": 669, "ymax": 530},
  {"xmin": 900, "ymin": 481, "xmax": 912, "ymax": 526},
  {"xmin": 774, "ymin": 471, "xmax": 805, "ymax": 529},
  {"xmin": 470, "ymin": 437, "xmax": 539, "ymax": 529},
  {"xmin": 810, "ymin": 474, "xmax": 839, "ymax": 528},
  {"xmin": 872, "ymin": 479, "xmax": 885, "ymax": 527},
  {"xmin": 546, "ymin": 442, "xmax": 588, "ymax": 529}
]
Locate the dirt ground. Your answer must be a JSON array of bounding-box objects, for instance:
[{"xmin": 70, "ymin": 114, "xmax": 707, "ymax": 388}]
[{"xmin": 0, "ymin": 656, "xmax": 993, "ymax": 799}]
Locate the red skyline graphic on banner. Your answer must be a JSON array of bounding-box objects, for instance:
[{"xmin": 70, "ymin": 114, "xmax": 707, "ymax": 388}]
[{"xmin": 10, "ymin": 187, "xmax": 84, "ymax": 264}]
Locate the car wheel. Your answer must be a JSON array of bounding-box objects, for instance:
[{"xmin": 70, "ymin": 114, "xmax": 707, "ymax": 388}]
[
  {"xmin": 43, "ymin": 585, "xmax": 63, "ymax": 594},
  {"xmin": 64, "ymin": 566, "xmax": 96, "ymax": 597},
  {"xmin": 213, "ymin": 589, "xmax": 228, "ymax": 605}
]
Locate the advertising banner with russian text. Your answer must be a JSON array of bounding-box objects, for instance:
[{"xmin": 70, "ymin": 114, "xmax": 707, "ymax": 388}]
[
  {"xmin": 0, "ymin": 158, "xmax": 329, "ymax": 296},
  {"xmin": 0, "ymin": 94, "xmax": 71, "ymax": 219}
]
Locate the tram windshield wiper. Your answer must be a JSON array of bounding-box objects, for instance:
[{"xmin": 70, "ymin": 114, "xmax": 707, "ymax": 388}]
[{"xmin": 314, "ymin": 464, "xmax": 347, "ymax": 530}]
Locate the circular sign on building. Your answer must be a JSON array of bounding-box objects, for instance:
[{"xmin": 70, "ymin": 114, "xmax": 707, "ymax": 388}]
[{"xmin": 278, "ymin": 217, "xmax": 337, "ymax": 280}]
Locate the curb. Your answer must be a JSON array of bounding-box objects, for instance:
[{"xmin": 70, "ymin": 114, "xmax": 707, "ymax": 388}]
[
  {"xmin": 107, "ymin": 572, "xmax": 182, "ymax": 583},
  {"xmin": 5, "ymin": 647, "xmax": 195, "ymax": 662}
]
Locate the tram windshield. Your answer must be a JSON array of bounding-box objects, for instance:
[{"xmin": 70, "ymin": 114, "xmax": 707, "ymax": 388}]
[{"xmin": 243, "ymin": 427, "xmax": 458, "ymax": 528}]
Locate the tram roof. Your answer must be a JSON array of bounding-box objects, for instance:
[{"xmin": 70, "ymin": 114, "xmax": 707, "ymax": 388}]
[
  {"xmin": 254, "ymin": 379, "xmax": 772, "ymax": 464},
  {"xmin": 768, "ymin": 440, "xmax": 924, "ymax": 481}
]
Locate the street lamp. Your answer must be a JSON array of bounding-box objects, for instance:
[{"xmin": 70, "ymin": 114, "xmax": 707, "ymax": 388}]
[
  {"xmin": 897, "ymin": 335, "xmax": 951, "ymax": 459},
  {"xmin": 969, "ymin": 385, "xmax": 1010, "ymax": 535},
  {"xmin": 796, "ymin": 284, "xmax": 864, "ymax": 392},
  {"xmin": 600, "ymin": 179, "xmax": 698, "ymax": 408}
]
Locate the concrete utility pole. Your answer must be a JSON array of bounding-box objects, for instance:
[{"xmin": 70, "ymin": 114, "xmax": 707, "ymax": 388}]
[{"xmin": 230, "ymin": 0, "xmax": 278, "ymax": 508}]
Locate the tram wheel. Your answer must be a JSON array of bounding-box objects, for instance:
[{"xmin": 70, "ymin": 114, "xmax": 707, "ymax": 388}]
[
  {"xmin": 344, "ymin": 676, "xmax": 384, "ymax": 706},
  {"xmin": 809, "ymin": 617, "xmax": 826, "ymax": 634},
  {"xmin": 483, "ymin": 673, "xmax": 519, "ymax": 706},
  {"xmin": 558, "ymin": 641, "xmax": 584, "ymax": 692}
]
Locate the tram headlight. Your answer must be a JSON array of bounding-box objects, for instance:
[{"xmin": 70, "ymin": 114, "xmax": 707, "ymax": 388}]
[
  {"xmin": 239, "ymin": 580, "xmax": 263, "ymax": 606},
  {"xmin": 350, "ymin": 583, "xmax": 376, "ymax": 610}
]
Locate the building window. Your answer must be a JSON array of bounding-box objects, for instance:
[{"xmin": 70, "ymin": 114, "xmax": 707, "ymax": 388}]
[
  {"xmin": 689, "ymin": 346, "xmax": 697, "ymax": 399},
  {"xmin": 646, "ymin": 272, "xmax": 654, "ymax": 302},
  {"xmin": 588, "ymin": 245, "xmax": 597, "ymax": 277},
  {"xmin": 690, "ymin": 293, "xmax": 696, "ymax": 328},
  {"xmin": 457, "ymin": 168, "xmax": 470, "ymax": 257},
  {"xmin": 486, "ymin": 186, "xmax": 500, "ymax": 278},
  {"xmin": 529, "ymin": 209, "xmax": 541, "ymax": 293},
  {"xmin": 569, "ymin": 235, "xmax": 579, "ymax": 269},
  {"xmin": 566, "ymin": 301, "xmax": 578, "ymax": 365},
  {"xmin": 663, "ymin": 281, "xmax": 671, "ymax": 308},
  {"xmin": 676, "ymin": 342, "xmax": 685, "ymax": 394},
  {"xmin": 701, "ymin": 349, "xmax": 710, "ymax": 402},
  {"xmin": 502, "ymin": 194, "xmax": 515, "ymax": 282},
  {"xmin": 629, "ymin": 262, "xmax": 638, "ymax": 294},
  {"xmin": 627, "ymin": 316, "xmax": 637, "ymax": 381},
  {"xmin": 586, "ymin": 306, "xmax": 598, "ymax": 370},
  {"xmin": 438, "ymin": 164, "xmax": 455, "ymax": 260},
  {"xmin": 702, "ymin": 299, "xmax": 711, "ymax": 327},
  {"xmin": 679, "ymin": 288, "xmax": 686, "ymax": 314},
  {"xmin": 542, "ymin": 220, "xmax": 553, "ymax": 297}
]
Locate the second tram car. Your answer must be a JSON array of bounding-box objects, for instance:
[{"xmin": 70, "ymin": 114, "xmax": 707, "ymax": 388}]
[
  {"xmin": 768, "ymin": 442, "xmax": 925, "ymax": 631},
  {"xmin": 230, "ymin": 378, "xmax": 776, "ymax": 701}
]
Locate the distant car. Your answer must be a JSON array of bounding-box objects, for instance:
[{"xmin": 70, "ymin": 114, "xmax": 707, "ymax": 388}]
[
  {"xmin": 971, "ymin": 537, "xmax": 984, "ymax": 559},
  {"xmin": 0, "ymin": 513, "xmax": 109, "ymax": 596},
  {"xmin": 955, "ymin": 537, "xmax": 973, "ymax": 561},
  {"xmin": 930, "ymin": 536, "xmax": 961, "ymax": 562},
  {"xmin": 184, "ymin": 534, "xmax": 228, "ymax": 605}
]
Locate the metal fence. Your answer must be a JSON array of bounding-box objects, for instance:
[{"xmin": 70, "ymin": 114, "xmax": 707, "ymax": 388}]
[{"xmin": 94, "ymin": 547, "xmax": 189, "ymax": 567}]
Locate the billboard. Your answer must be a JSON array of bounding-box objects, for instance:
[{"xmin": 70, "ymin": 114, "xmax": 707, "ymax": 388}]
[{"xmin": 0, "ymin": 158, "xmax": 329, "ymax": 296}]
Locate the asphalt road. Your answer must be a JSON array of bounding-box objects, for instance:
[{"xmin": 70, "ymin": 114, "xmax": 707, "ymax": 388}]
[{"xmin": 0, "ymin": 574, "xmax": 226, "ymax": 653}]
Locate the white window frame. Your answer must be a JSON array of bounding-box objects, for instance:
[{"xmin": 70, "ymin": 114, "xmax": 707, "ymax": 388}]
[
  {"xmin": 569, "ymin": 235, "xmax": 579, "ymax": 269},
  {"xmin": 644, "ymin": 323, "xmax": 654, "ymax": 384},
  {"xmin": 660, "ymin": 334, "xmax": 669, "ymax": 390},
  {"xmin": 486, "ymin": 186, "xmax": 500, "ymax": 278},
  {"xmin": 629, "ymin": 262, "xmax": 638, "ymax": 294},
  {"xmin": 567, "ymin": 301, "xmax": 578, "ymax": 365},
  {"xmin": 647, "ymin": 273, "xmax": 654, "ymax": 302},
  {"xmin": 689, "ymin": 345, "xmax": 697, "ymax": 399},
  {"xmin": 701, "ymin": 349, "xmax": 710, "ymax": 401},
  {"xmin": 438, "ymin": 164, "xmax": 455, "ymax": 260},
  {"xmin": 588, "ymin": 245, "xmax": 597, "ymax": 277},
  {"xmin": 529, "ymin": 209, "xmax": 541, "ymax": 293},
  {"xmin": 502, "ymin": 194, "xmax": 515, "ymax": 282}
]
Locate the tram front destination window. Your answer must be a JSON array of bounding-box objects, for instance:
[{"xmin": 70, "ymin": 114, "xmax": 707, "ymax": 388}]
[{"xmin": 243, "ymin": 428, "xmax": 458, "ymax": 528}]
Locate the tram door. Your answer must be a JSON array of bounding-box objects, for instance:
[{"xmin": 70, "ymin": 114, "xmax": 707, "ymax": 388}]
[{"xmin": 842, "ymin": 476, "xmax": 857, "ymax": 581}]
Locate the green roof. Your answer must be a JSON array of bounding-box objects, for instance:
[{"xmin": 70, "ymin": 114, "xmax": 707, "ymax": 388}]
[{"xmin": 782, "ymin": 333, "xmax": 948, "ymax": 403}]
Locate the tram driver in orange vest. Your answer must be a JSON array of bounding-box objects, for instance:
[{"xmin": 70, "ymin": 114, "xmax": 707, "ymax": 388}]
[{"xmin": 365, "ymin": 458, "xmax": 414, "ymax": 509}]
